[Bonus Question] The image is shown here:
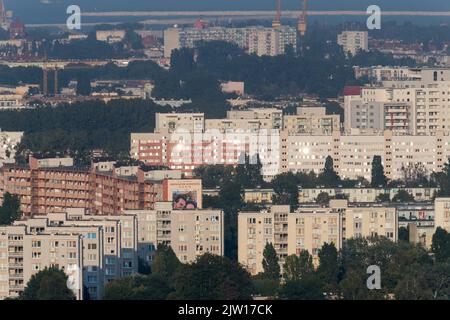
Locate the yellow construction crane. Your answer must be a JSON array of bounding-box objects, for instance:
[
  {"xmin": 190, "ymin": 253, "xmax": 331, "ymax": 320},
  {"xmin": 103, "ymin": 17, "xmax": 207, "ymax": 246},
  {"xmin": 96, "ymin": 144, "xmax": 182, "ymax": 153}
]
[
  {"xmin": 272, "ymin": 0, "xmax": 282, "ymax": 28},
  {"xmin": 298, "ymin": 0, "xmax": 308, "ymax": 37}
]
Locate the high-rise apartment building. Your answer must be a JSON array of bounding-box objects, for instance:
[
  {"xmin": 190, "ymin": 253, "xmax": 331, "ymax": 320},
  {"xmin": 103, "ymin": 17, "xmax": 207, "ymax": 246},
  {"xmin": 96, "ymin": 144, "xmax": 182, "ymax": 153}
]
[
  {"xmin": 344, "ymin": 82, "xmax": 450, "ymax": 136},
  {"xmin": 0, "ymin": 155, "xmax": 174, "ymax": 216},
  {"xmin": 337, "ymin": 31, "xmax": 369, "ymax": 56},
  {"xmin": 131, "ymin": 110, "xmax": 283, "ymax": 179},
  {"xmin": 125, "ymin": 201, "xmax": 224, "ymax": 265},
  {"xmin": 238, "ymin": 200, "xmax": 397, "ymax": 275},
  {"xmin": 164, "ymin": 26, "xmax": 297, "ymax": 58},
  {"xmin": 283, "ymin": 107, "xmax": 340, "ymax": 135},
  {"xmin": 280, "ymin": 130, "xmax": 450, "ymax": 181},
  {"xmin": 0, "ymin": 208, "xmax": 138, "ymax": 300}
]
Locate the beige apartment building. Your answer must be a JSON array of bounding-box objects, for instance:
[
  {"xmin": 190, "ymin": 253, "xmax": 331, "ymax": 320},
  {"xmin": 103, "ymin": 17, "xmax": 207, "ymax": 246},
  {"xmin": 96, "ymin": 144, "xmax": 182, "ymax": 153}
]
[
  {"xmin": 125, "ymin": 202, "xmax": 223, "ymax": 265},
  {"xmin": 238, "ymin": 200, "xmax": 397, "ymax": 275},
  {"xmin": 434, "ymin": 198, "xmax": 450, "ymax": 232},
  {"xmin": 0, "ymin": 208, "xmax": 138, "ymax": 300},
  {"xmin": 280, "ymin": 130, "xmax": 450, "ymax": 181},
  {"xmin": 283, "ymin": 107, "xmax": 340, "ymax": 135},
  {"xmin": 337, "ymin": 31, "xmax": 369, "ymax": 56}
]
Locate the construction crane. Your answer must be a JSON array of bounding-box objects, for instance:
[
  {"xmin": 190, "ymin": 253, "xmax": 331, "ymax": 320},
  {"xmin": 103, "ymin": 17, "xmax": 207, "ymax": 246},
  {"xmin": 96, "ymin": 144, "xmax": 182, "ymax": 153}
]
[
  {"xmin": 272, "ymin": 0, "xmax": 282, "ymax": 28},
  {"xmin": 298, "ymin": 0, "xmax": 308, "ymax": 37}
]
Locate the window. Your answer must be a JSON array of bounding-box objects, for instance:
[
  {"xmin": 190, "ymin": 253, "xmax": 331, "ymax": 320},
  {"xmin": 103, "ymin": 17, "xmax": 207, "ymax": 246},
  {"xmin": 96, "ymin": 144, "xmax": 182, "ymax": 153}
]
[{"xmin": 86, "ymin": 233, "xmax": 97, "ymax": 239}]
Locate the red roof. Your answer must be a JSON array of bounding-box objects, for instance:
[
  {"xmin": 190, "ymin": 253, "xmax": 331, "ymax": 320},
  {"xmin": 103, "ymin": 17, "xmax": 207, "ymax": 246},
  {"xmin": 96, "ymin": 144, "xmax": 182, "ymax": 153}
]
[
  {"xmin": 10, "ymin": 18, "xmax": 25, "ymax": 29},
  {"xmin": 343, "ymin": 86, "xmax": 361, "ymax": 96}
]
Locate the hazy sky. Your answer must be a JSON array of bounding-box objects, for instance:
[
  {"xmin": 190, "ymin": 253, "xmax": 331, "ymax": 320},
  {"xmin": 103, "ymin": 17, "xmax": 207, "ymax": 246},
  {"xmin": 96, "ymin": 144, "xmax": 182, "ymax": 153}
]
[{"xmin": 7, "ymin": 0, "xmax": 450, "ymax": 12}]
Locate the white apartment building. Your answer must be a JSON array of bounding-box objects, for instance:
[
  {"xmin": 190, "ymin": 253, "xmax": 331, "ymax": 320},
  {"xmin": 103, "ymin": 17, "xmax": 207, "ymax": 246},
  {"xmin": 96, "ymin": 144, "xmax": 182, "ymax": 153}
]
[
  {"xmin": 125, "ymin": 202, "xmax": 223, "ymax": 265},
  {"xmin": 298, "ymin": 187, "xmax": 438, "ymax": 203},
  {"xmin": 280, "ymin": 130, "xmax": 450, "ymax": 181},
  {"xmin": 164, "ymin": 26, "xmax": 296, "ymax": 58},
  {"xmin": 238, "ymin": 201, "xmax": 397, "ymax": 275},
  {"xmin": 337, "ymin": 31, "xmax": 369, "ymax": 56},
  {"xmin": 344, "ymin": 82, "xmax": 450, "ymax": 136},
  {"xmin": 354, "ymin": 66, "xmax": 450, "ymax": 83},
  {"xmin": 0, "ymin": 209, "xmax": 138, "ymax": 300}
]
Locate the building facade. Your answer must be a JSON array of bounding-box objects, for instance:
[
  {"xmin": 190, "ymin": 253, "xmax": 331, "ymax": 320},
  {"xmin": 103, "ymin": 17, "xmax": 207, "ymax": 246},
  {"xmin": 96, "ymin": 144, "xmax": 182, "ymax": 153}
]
[
  {"xmin": 238, "ymin": 200, "xmax": 397, "ymax": 275},
  {"xmin": 337, "ymin": 31, "xmax": 369, "ymax": 56},
  {"xmin": 0, "ymin": 156, "xmax": 173, "ymax": 216},
  {"xmin": 164, "ymin": 26, "xmax": 297, "ymax": 58},
  {"xmin": 0, "ymin": 208, "xmax": 138, "ymax": 300},
  {"xmin": 125, "ymin": 201, "xmax": 224, "ymax": 265}
]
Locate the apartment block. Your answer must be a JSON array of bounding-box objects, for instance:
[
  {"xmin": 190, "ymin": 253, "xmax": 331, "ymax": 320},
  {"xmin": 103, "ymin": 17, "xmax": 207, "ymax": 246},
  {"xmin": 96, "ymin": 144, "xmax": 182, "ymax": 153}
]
[
  {"xmin": 280, "ymin": 130, "xmax": 450, "ymax": 181},
  {"xmin": 238, "ymin": 201, "xmax": 397, "ymax": 275},
  {"xmin": 298, "ymin": 187, "xmax": 438, "ymax": 203},
  {"xmin": 283, "ymin": 107, "xmax": 340, "ymax": 135},
  {"xmin": 434, "ymin": 198, "xmax": 450, "ymax": 232},
  {"xmin": 125, "ymin": 201, "xmax": 224, "ymax": 265},
  {"xmin": 354, "ymin": 66, "xmax": 450, "ymax": 83},
  {"xmin": 344, "ymin": 82, "xmax": 450, "ymax": 136},
  {"xmin": 164, "ymin": 26, "xmax": 296, "ymax": 58},
  {"xmin": 0, "ymin": 155, "xmax": 167, "ymax": 216},
  {"xmin": 337, "ymin": 31, "xmax": 369, "ymax": 56},
  {"xmin": 0, "ymin": 208, "xmax": 138, "ymax": 300},
  {"xmin": 131, "ymin": 111, "xmax": 282, "ymax": 179},
  {"xmin": 396, "ymin": 202, "xmax": 434, "ymax": 248}
]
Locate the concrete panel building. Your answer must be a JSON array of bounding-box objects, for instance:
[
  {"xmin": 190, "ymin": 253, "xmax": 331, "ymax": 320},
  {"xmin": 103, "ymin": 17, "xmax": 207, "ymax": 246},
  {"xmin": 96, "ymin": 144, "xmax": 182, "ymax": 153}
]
[
  {"xmin": 125, "ymin": 201, "xmax": 223, "ymax": 265},
  {"xmin": 0, "ymin": 208, "xmax": 138, "ymax": 300},
  {"xmin": 238, "ymin": 200, "xmax": 397, "ymax": 275}
]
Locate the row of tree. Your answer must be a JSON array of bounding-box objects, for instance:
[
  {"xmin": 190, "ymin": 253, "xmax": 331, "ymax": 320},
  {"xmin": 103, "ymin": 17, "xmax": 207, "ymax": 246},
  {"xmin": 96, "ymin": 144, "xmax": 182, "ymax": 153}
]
[{"xmin": 18, "ymin": 228, "xmax": 450, "ymax": 300}]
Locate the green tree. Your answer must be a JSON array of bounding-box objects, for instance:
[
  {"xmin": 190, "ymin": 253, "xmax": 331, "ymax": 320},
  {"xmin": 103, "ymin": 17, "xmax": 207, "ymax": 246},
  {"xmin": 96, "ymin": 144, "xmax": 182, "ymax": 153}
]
[
  {"xmin": 279, "ymin": 274, "xmax": 324, "ymax": 300},
  {"xmin": 398, "ymin": 226, "xmax": 409, "ymax": 242},
  {"xmin": 152, "ymin": 244, "xmax": 181, "ymax": 280},
  {"xmin": 392, "ymin": 190, "xmax": 415, "ymax": 202},
  {"xmin": 318, "ymin": 156, "xmax": 341, "ymax": 187},
  {"xmin": 104, "ymin": 274, "xmax": 172, "ymax": 300},
  {"xmin": 371, "ymin": 155, "xmax": 387, "ymax": 187},
  {"xmin": 171, "ymin": 253, "xmax": 253, "ymax": 300},
  {"xmin": 394, "ymin": 263, "xmax": 434, "ymax": 300},
  {"xmin": 21, "ymin": 267, "xmax": 75, "ymax": 300},
  {"xmin": 0, "ymin": 192, "xmax": 21, "ymax": 225},
  {"xmin": 432, "ymin": 227, "xmax": 450, "ymax": 263},
  {"xmin": 317, "ymin": 243, "xmax": 340, "ymax": 294},
  {"xmin": 283, "ymin": 251, "xmax": 314, "ymax": 282},
  {"xmin": 316, "ymin": 192, "xmax": 331, "ymax": 206},
  {"xmin": 437, "ymin": 160, "xmax": 450, "ymax": 196},
  {"xmin": 376, "ymin": 193, "xmax": 390, "ymax": 202},
  {"xmin": 271, "ymin": 172, "xmax": 299, "ymax": 208},
  {"xmin": 262, "ymin": 242, "xmax": 280, "ymax": 280},
  {"xmin": 76, "ymin": 73, "xmax": 92, "ymax": 96},
  {"xmin": 235, "ymin": 154, "xmax": 264, "ymax": 188}
]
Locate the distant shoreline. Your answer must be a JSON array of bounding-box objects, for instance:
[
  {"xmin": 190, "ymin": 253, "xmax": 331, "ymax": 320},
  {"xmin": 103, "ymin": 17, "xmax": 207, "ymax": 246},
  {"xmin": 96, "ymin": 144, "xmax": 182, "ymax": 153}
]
[
  {"xmin": 80, "ymin": 10, "xmax": 450, "ymax": 17},
  {"xmin": 27, "ymin": 10, "xmax": 450, "ymax": 28}
]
